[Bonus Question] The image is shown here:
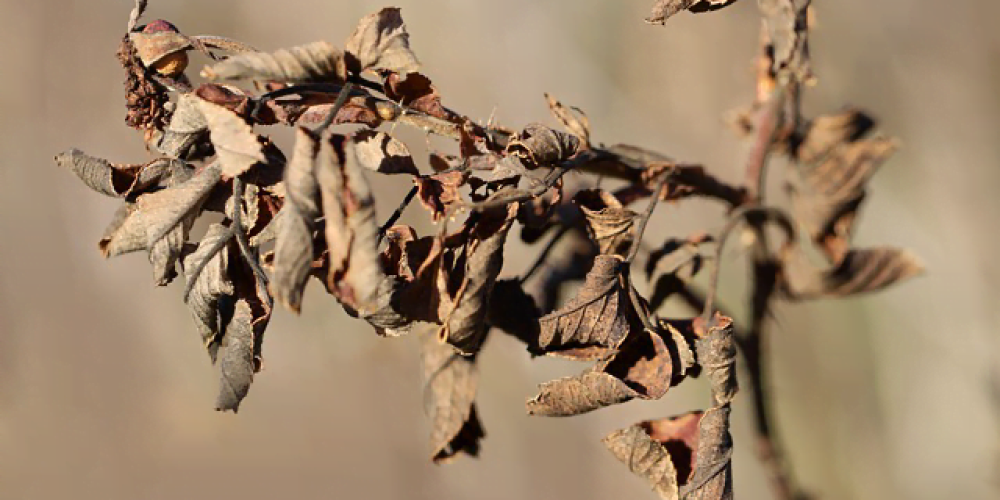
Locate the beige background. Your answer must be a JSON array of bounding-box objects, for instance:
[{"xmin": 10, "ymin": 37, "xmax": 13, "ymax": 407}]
[{"xmin": 1, "ymin": 1, "xmax": 997, "ymax": 499}]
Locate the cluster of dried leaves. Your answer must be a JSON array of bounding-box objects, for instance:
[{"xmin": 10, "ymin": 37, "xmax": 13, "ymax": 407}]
[{"xmin": 56, "ymin": 1, "xmax": 922, "ymax": 498}]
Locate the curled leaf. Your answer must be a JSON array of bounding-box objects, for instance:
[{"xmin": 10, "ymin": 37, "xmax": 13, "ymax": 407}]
[
  {"xmin": 271, "ymin": 128, "xmax": 320, "ymax": 312},
  {"xmin": 506, "ymin": 123, "xmax": 581, "ymax": 169},
  {"xmin": 794, "ymin": 108, "xmax": 876, "ymax": 164},
  {"xmin": 201, "ymin": 41, "xmax": 351, "ymax": 83},
  {"xmin": 415, "ymin": 170, "xmax": 467, "ymax": 222},
  {"xmin": 420, "ymin": 329, "xmax": 484, "ymax": 463},
  {"xmin": 574, "ymin": 190, "xmax": 636, "ymax": 256},
  {"xmin": 602, "ymin": 412, "xmax": 703, "ymax": 499},
  {"xmin": 384, "ymin": 73, "xmax": 453, "ymax": 121},
  {"xmin": 55, "ymin": 149, "xmax": 178, "ymax": 198},
  {"xmin": 439, "ymin": 204, "xmax": 517, "ymax": 355},
  {"xmin": 646, "ymin": 0, "xmax": 741, "ymax": 25},
  {"xmin": 344, "ymin": 7, "xmax": 420, "ymax": 75},
  {"xmin": 183, "ymin": 222, "xmax": 234, "ymax": 360},
  {"xmin": 785, "ymin": 247, "xmax": 924, "ymax": 299},
  {"xmin": 157, "ymin": 92, "xmax": 209, "ymax": 158}
]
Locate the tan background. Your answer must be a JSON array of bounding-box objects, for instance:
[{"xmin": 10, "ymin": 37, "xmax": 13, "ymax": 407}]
[{"xmin": 1, "ymin": 1, "xmax": 997, "ymax": 499}]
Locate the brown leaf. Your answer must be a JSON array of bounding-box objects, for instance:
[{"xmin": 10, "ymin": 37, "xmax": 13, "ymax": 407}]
[
  {"xmin": 156, "ymin": 92, "xmax": 208, "ymax": 157},
  {"xmin": 785, "ymin": 247, "xmax": 924, "ymax": 299},
  {"xmin": 345, "ymin": 7, "xmax": 419, "ymax": 75},
  {"xmin": 100, "ymin": 164, "xmax": 219, "ymax": 285},
  {"xmin": 55, "ymin": 149, "xmax": 178, "ymax": 198},
  {"xmin": 506, "ymin": 123, "xmax": 581, "ymax": 170},
  {"xmin": 129, "ymin": 23, "xmax": 192, "ymax": 70},
  {"xmin": 527, "ymin": 323, "xmax": 676, "ymax": 416},
  {"xmin": 415, "ymin": 170, "xmax": 467, "ymax": 222},
  {"xmin": 602, "ymin": 412, "xmax": 703, "ymax": 499},
  {"xmin": 353, "ymin": 130, "xmax": 419, "ymax": 175},
  {"xmin": 384, "ymin": 73, "xmax": 453, "ymax": 121},
  {"xmin": 420, "ymin": 329, "xmax": 484, "ymax": 463},
  {"xmin": 271, "ymin": 128, "xmax": 320, "ymax": 312},
  {"xmin": 544, "ymin": 92, "xmax": 590, "ymax": 145},
  {"xmin": 201, "ymin": 41, "xmax": 351, "ymax": 83},
  {"xmin": 682, "ymin": 406, "xmax": 734, "ymax": 500},
  {"xmin": 794, "ymin": 108, "xmax": 875, "ymax": 164},
  {"xmin": 574, "ymin": 190, "xmax": 636, "ymax": 256},
  {"xmin": 439, "ymin": 204, "xmax": 518, "ymax": 355},
  {"xmin": 758, "ymin": 0, "xmax": 812, "ymax": 83},
  {"xmin": 316, "ymin": 135, "xmax": 385, "ymax": 317},
  {"xmin": 198, "ymin": 98, "xmax": 267, "ymax": 178},
  {"xmin": 787, "ymin": 137, "xmax": 897, "ymax": 262},
  {"xmin": 538, "ymin": 255, "xmax": 632, "ymax": 359},
  {"xmin": 646, "ymin": 0, "xmax": 741, "ymax": 25},
  {"xmin": 694, "ymin": 314, "xmax": 737, "ymax": 406}
]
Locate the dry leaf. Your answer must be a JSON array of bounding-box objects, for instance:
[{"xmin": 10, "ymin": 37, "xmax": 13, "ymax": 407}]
[
  {"xmin": 201, "ymin": 41, "xmax": 351, "ymax": 83},
  {"xmin": 415, "ymin": 170, "xmax": 467, "ymax": 222},
  {"xmin": 786, "ymin": 247, "xmax": 924, "ymax": 299},
  {"xmin": 183, "ymin": 222, "xmax": 234, "ymax": 362},
  {"xmin": 420, "ymin": 329, "xmax": 484, "ymax": 463},
  {"xmin": 271, "ymin": 128, "xmax": 320, "ymax": 312},
  {"xmin": 506, "ymin": 123, "xmax": 581, "ymax": 170},
  {"xmin": 198, "ymin": 98, "xmax": 266, "ymax": 178},
  {"xmin": 573, "ymin": 190, "xmax": 636, "ymax": 257},
  {"xmin": 646, "ymin": 0, "xmax": 741, "ymax": 25},
  {"xmin": 353, "ymin": 130, "xmax": 419, "ymax": 175},
  {"xmin": 794, "ymin": 108, "xmax": 875, "ymax": 164},
  {"xmin": 439, "ymin": 204, "xmax": 517, "ymax": 355},
  {"xmin": 544, "ymin": 92, "xmax": 590, "ymax": 145},
  {"xmin": 157, "ymin": 92, "xmax": 208, "ymax": 157},
  {"xmin": 603, "ymin": 412, "xmax": 703, "ymax": 499},
  {"xmin": 55, "ymin": 149, "xmax": 178, "ymax": 199},
  {"xmin": 384, "ymin": 72, "xmax": 453, "ymax": 121},
  {"xmin": 344, "ymin": 7, "xmax": 420, "ymax": 75},
  {"xmin": 538, "ymin": 255, "xmax": 633, "ymax": 359}
]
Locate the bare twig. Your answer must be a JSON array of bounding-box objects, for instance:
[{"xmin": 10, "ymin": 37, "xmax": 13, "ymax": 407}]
[{"xmin": 377, "ymin": 184, "xmax": 419, "ymax": 244}]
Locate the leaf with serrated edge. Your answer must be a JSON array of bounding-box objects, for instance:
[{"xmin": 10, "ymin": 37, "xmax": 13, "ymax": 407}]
[
  {"xmin": 201, "ymin": 41, "xmax": 350, "ymax": 83},
  {"xmin": 345, "ymin": 7, "xmax": 419, "ymax": 75},
  {"xmin": 198, "ymin": 99, "xmax": 266, "ymax": 178}
]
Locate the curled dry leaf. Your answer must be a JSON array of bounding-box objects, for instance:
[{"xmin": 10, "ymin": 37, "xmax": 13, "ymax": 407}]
[
  {"xmin": 544, "ymin": 92, "xmax": 591, "ymax": 145},
  {"xmin": 198, "ymin": 98, "xmax": 267, "ymax": 178},
  {"xmin": 574, "ymin": 190, "xmax": 636, "ymax": 257},
  {"xmin": 506, "ymin": 123, "xmax": 581, "ymax": 170},
  {"xmin": 788, "ymin": 137, "xmax": 897, "ymax": 262},
  {"xmin": 420, "ymin": 328, "xmax": 484, "ymax": 463},
  {"xmin": 384, "ymin": 72, "xmax": 452, "ymax": 121},
  {"xmin": 183, "ymin": 222, "xmax": 234, "ymax": 364},
  {"xmin": 157, "ymin": 92, "xmax": 208, "ymax": 158},
  {"xmin": 602, "ymin": 411, "xmax": 703, "ymax": 499},
  {"xmin": 201, "ymin": 41, "xmax": 351, "ymax": 84},
  {"xmin": 785, "ymin": 247, "xmax": 924, "ymax": 299},
  {"xmin": 646, "ymin": 0, "xmax": 741, "ymax": 25},
  {"xmin": 440, "ymin": 204, "xmax": 518, "ymax": 355},
  {"xmin": 758, "ymin": 0, "xmax": 812, "ymax": 83},
  {"xmin": 353, "ymin": 130, "xmax": 419, "ymax": 175},
  {"xmin": 527, "ymin": 322, "xmax": 678, "ymax": 417},
  {"xmin": 100, "ymin": 164, "xmax": 219, "ymax": 286},
  {"xmin": 415, "ymin": 170, "xmax": 467, "ymax": 222},
  {"xmin": 55, "ymin": 149, "xmax": 179, "ymax": 199},
  {"xmin": 538, "ymin": 255, "xmax": 633, "ymax": 359},
  {"xmin": 271, "ymin": 128, "xmax": 320, "ymax": 312},
  {"xmin": 794, "ymin": 108, "xmax": 876, "ymax": 164},
  {"xmin": 344, "ymin": 7, "xmax": 420, "ymax": 75},
  {"xmin": 129, "ymin": 22, "xmax": 192, "ymax": 72}
]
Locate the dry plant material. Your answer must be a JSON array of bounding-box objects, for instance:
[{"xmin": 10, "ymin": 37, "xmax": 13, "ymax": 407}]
[{"xmin": 57, "ymin": 1, "xmax": 922, "ymax": 498}]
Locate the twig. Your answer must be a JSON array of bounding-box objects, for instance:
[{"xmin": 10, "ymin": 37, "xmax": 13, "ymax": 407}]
[
  {"xmin": 377, "ymin": 184, "xmax": 419, "ymax": 244},
  {"xmin": 231, "ymin": 177, "xmax": 269, "ymax": 291},
  {"xmin": 312, "ymin": 82, "xmax": 355, "ymax": 134},
  {"xmin": 626, "ymin": 173, "xmax": 670, "ymax": 263}
]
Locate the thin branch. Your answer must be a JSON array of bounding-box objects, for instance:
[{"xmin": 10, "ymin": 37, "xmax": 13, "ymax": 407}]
[
  {"xmin": 312, "ymin": 82, "xmax": 355, "ymax": 134},
  {"xmin": 377, "ymin": 184, "xmax": 419, "ymax": 244},
  {"xmin": 626, "ymin": 173, "xmax": 670, "ymax": 263}
]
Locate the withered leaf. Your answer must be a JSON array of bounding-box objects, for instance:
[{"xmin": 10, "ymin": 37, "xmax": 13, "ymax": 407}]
[
  {"xmin": 439, "ymin": 204, "xmax": 517, "ymax": 355},
  {"xmin": 384, "ymin": 73, "xmax": 452, "ymax": 121},
  {"xmin": 695, "ymin": 314, "xmax": 737, "ymax": 407},
  {"xmin": 758, "ymin": 0, "xmax": 812, "ymax": 82},
  {"xmin": 415, "ymin": 170, "xmax": 466, "ymax": 222},
  {"xmin": 544, "ymin": 92, "xmax": 590, "ymax": 145},
  {"xmin": 198, "ymin": 98, "xmax": 267, "ymax": 178},
  {"xmin": 55, "ymin": 149, "xmax": 178, "ymax": 198},
  {"xmin": 183, "ymin": 222, "xmax": 234, "ymax": 357},
  {"xmin": 682, "ymin": 406, "xmax": 734, "ymax": 500},
  {"xmin": 316, "ymin": 135, "xmax": 385, "ymax": 317},
  {"xmin": 527, "ymin": 323, "xmax": 676, "ymax": 417},
  {"xmin": 574, "ymin": 190, "xmax": 636, "ymax": 257},
  {"xmin": 506, "ymin": 123, "xmax": 581, "ymax": 169},
  {"xmin": 201, "ymin": 41, "xmax": 351, "ymax": 84},
  {"xmin": 344, "ymin": 7, "xmax": 420, "ymax": 75},
  {"xmin": 786, "ymin": 247, "xmax": 924, "ymax": 299},
  {"xmin": 538, "ymin": 255, "xmax": 632, "ymax": 359},
  {"xmin": 215, "ymin": 297, "xmax": 260, "ymax": 412},
  {"xmin": 129, "ymin": 26, "xmax": 192, "ymax": 69},
  {"xmin": 794, "ymin": 108, "xmax": 876, "ymax": 164},
  {"xmin": 271, "ymin": 128, "xmax": 320, "ymax": 312},
  {"xmin": 101, "ymin": 164, "xmax": 219, "ymax": 286},
  {"xmin": 420, "ymin": 329, "xmax": 484, "ymax": 463},
  {"xmin": 157, "ymin": 92, "xmax": 208, "ymax": 158},
  {"xmin": 353, "ymin": 130, "xmax": 419, "ymax": 175},
  {"xmin": 602, "ymin": 412, "xmax": 703, "ymax": 499},
  {"xmin": 788, "ymin": 137, "xmax": 897, "ymax": 262},
  {"xmin": 646, "ymin": 0, "xmax": 741, "ymax": 25}
]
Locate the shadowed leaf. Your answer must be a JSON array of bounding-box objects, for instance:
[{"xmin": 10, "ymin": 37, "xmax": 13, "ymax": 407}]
[
  {"xmin": 420, "ymin": 329, "xmax": 484, "ymax": 463},
  {"xmin": 384, "ymin": 73, "xmax": 453, "ymax": 121},
  {"xmin": 603, "ymin": 412, "xmax": 703, "ymax": 499},
  {"xmin": 506, "ymin": 123, "xmax": 581, "ymax": 170},
  {"xmin": 353, "ymin": 130, "xmax": 419, "ymax": 175},
  {"xmin": 786, "ymin": 247, "xmax": 924, "ymax": 299},
  {"xmin": 183, "ymin": 222, "xmax": 234, "ymax": 361},
  {"xmin": 574, "ymin": 190, "xmax": 636, "ymax": 256},
  {"xmin": 646, "ymin": 0, "xmax": 741, "ymax": 25},
  {"xmin": 415, "ymin": 170, "xmax": 466, "ymax": 221}
]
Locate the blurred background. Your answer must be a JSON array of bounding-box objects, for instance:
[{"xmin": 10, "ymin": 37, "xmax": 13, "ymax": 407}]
[{"xmin": 1, "ymin": 1, "xmax": 998, "ymax": 499}]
